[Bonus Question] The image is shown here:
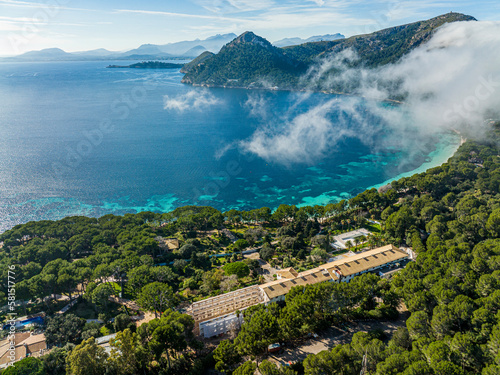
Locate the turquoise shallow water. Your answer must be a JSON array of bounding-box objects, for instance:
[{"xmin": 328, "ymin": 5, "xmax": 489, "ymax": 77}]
[{"xmin": 0, "ymin": 61, "xmax": 461, "ymax": 232}]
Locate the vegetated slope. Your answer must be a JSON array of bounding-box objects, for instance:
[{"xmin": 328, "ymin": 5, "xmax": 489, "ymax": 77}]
[
  {"xmin": 180, "ymin": 51, "xmax": 214, "ymax": 73},
  {"xmin": 182, "ymin": 12, "xmax": 476, "ymax": 90},
  {"xmin": 181, "ymin": 31, "xmax": 307, "ymax": 89}
]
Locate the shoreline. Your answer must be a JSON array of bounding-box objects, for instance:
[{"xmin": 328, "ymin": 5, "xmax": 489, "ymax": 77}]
[
  {"xmin": 0, "ymin": 62, "xmax": 466, "ymax": 233},
  {"xmin": 186, "ymin": 81, "xmax": 405, "ymax": 105},
  {"xmin": 368, "ymin": 131, "xmax": 463, "ymax": 191},
  {"xmin": 297, "ymin": 131, "xmax": 463, "ymax": 208},
  {"xmin": 0, "ymin": 132, "xmax": 465, "ymax": 234}
]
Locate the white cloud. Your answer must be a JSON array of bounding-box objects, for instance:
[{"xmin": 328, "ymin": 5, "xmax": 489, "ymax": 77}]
[
  {"xmin": 244, "ymin": 93, "xmax": 270, "ymax": 120},
  {"xmin": 164, "ymin": 90, "xmax": 223, "ymax": 112},
  {"xmin": 194, "ymin": 0, "xmax": 276, "ymax": 14},
  {"xmin": 0, "ymin": 0, "xmax": 96, "ymax": 12},
  {"xmin": 114, "ymin": 8, "xmax": 244, "ymax": 22},
  {"xmin": 0, "ymin": 0, "xmax": 51, "ymax": 8},
  {"xmin": 377, "ymin": 21, "xmax": 500, "ymax": 134},
  {"xmin": 306, "ymin": 20, "xmax": 500, "ymax": 137},
  {"xmin": 240, "ymin": 20, "xmax": 500, "ymax": 165},
  {"xmin": 116, "ymin": 4, "xmax": 372, "ymax": 34},
  {"xmin": 0, "ymin": 15, "xmax": 101, "ymax": 27},
  {"xmin": 221, "ymin": 0, "xmax": 275, "ymax": 12},
  {"xmin": 240, "ymin": 99, "xmax": 358, "ymax": 165}
]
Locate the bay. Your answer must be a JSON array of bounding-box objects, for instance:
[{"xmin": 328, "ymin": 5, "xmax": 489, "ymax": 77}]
[{"xmin": 0, "ymin": 61, "xmax": 460, "ymax": 232}]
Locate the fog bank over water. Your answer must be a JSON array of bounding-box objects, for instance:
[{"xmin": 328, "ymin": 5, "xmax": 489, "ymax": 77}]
[{"xmin": 240, "ymin": 21, "xmax": 500, "ymax": 166}]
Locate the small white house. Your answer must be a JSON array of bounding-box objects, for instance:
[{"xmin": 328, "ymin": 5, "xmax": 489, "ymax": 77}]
[{"xmin": 331, "ymin": 228, "xmax": 371, "ymax": 250}]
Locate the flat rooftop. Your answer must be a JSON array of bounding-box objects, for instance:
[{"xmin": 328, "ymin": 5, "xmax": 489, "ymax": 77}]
[
  {"xmin": 276, "ymin": 267, "xmax": 299, "ymax": 279},
  {"xmin": 261, "ymin": 268, "xmax": 335, "ymax": 300},
  {"xmin": 323, "ymin": 245, "xmax": 407, "ymax": 277},
  {"xmin": 189, "ymin": 245, "xmax": 409, "ymax": 324},
  {"xmin": 331, "ymin": 228, "xmax": 372, "ymax": 249},
  {"xmin": 260, "ymin": 245, "xmax": 408, "ymax": 300}
]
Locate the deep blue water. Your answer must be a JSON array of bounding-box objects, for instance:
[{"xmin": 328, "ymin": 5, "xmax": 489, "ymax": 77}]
[{"xmin": 0, "ymin": 61, "xmax": 460, "ymax": 232}]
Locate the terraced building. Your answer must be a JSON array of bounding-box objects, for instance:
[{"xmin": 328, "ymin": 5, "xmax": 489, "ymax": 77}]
[{"xmin": 191, "ymin": 244, "xmax": 409, "ymax": 338}]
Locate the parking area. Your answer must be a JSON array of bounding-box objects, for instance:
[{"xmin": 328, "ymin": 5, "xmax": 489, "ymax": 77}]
[
  {"xmin": 266, "ymin": 314, "xmax": 409, "ymax": 367},
  {"xmin": 377, "ymin": 258, "xmax": 412, "ymax": 278}
]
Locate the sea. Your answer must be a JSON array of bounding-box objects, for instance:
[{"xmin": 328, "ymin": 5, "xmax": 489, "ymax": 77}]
[{"xmin": 0, "ymin": 61, "xmax": 461, "ymax": 233}]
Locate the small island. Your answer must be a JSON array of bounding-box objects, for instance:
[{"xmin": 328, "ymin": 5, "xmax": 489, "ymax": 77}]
[{"xmin": 106, "ymin": 61, "xmax": 185, "ymax": 69}]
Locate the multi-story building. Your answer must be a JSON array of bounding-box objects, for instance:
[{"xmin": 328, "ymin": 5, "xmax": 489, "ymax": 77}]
[{"xmin": 191, "ymin": 244, "xmax": 409, "ymax": 338}]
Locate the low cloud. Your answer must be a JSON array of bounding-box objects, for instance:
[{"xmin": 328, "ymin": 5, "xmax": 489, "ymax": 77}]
[
  {"xmin": 164, "ymin": 90, "xmax": 222, "ymax": 112},
  {"xmin": 241, "ymin": 99, "xmax": 359, "ymax": 165},
  {"xmin": 244, "ymin": 93, "xmax": 270, "ymax": 121},
  {"xmin": 241, "ymin": 20, "xmax": 500, "ymax": 165},
  {"xmin": 316, "ymin": 20, "xmax": 500, "ymax": 136}
]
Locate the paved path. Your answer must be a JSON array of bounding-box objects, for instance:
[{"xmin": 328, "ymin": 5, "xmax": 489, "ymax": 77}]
[
  {"xmin": 56, "ymin": 298, "xmax": 78, "ymax": 315},
  {"xmin": 109, "ymin": 296, "xmax": 141, "ymax": 311}
]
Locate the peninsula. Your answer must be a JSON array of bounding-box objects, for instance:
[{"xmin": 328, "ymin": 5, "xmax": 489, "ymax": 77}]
[{"xmin": 106, "ymin": 61, "xmax": 184, "ymax": 69}]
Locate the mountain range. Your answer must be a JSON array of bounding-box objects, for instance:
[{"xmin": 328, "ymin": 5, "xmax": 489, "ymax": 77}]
[
  {"xmin": 181, "ymin": 13, "xmax": 476, "ymax": 91},
  {"xmin": 2, "ymin": 33, "xmax": 238, "ymax": 62},
  {"xmin": 3, "ymin": 33, "xmax": 346, "ymax": 62}
]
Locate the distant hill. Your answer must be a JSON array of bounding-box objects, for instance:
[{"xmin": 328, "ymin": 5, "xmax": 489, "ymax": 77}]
[
  {"xmin": 3, "ymin": 33, "xmax": 237, "ymax": 62},
  {"xmin": 157, "ymin": 33, "xmax": 237, "ymax": 55},
  {"xmin": 72, "ymin": 48, "xmax": 117, "ymax": 56},
  {"xmin": 110, "ymin": 34, "xmax": 235, "ymax": 59},
  {"xmin": 182, "ymin": 45, "xmax": 208, "ymax": 58},
  {"xmin": 121, "ymin": 44, "xmax": 168, "ymax": 56},
  {"xmin": 3, "ymin": 47, "xmax": 176, "ymax": 62},
  {"xmin": 10, "ymin": 48, "xmax": 73, "ymax": 61},
  {"xmin": 273, "ymin": 33, "xmax": 344, "ymax": 47},
  {"xmin": 182, "ymin": 13, "xmax": 477, "ymax": 90}
]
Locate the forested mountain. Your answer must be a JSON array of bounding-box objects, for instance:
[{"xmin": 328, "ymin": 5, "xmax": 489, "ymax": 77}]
[
  {"xmin": 181, "ymin": 12, "xmax": 476, "ymax": 90},
  {"xmin": 181, "ymin": 31, "xmax": 307, "ymax": 88}
]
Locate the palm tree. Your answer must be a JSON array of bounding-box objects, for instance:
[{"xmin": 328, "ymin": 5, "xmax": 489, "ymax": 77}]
[
  {"xmin": 358, "ymin": 235, "xmax": 367, "ymax": 249},
  {"xmin": 367, "ymin": 234, "xmax": 376, "ymax": 249},
  {"xmin": 354, "ymin": 237, "xmax": 361, "ymax": 249}
]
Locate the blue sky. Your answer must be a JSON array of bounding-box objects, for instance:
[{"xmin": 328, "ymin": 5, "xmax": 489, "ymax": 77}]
[{"xmin": 0, "ymin": 0, "xmax": 499, "ymax": 55}]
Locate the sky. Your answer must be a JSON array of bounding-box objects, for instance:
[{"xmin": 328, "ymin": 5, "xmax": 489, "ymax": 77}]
[{"xmin": 0, "ymin": 0, "xmax": 499, "ymax": 55}]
